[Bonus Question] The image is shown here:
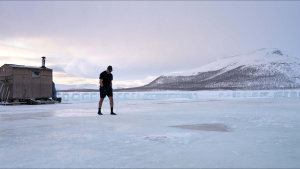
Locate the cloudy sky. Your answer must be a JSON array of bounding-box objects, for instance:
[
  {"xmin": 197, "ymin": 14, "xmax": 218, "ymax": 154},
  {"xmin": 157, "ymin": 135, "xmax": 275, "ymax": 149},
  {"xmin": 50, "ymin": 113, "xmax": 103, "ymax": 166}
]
[{"xmin": 1, "ymin": 1, "xmax": 300, "ymax": 89}]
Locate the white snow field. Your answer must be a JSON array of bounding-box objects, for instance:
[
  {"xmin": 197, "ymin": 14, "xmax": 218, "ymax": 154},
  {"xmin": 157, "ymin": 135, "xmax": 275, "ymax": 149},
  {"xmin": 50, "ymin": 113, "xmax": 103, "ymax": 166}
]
[{"xmin": 1, "ymin": 94, "xmax": 300, "ymax": 168}]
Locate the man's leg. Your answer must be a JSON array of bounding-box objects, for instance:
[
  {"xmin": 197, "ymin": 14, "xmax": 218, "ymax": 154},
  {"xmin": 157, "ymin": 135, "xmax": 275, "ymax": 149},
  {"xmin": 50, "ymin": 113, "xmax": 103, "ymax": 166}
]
[
  {"xmin": 98, "ymin": 87, "xmax": 105, "ymax": 115},
  {"xmin": 98, "ymin": 98, "xmax": 104, "ymax": 115},
  {"xmin": 108, "ymin": 96, "xmax": 116, "ymax": 115},
  {"xmin": 108, "ymin": 96, "xmax": 114, "ymax": 108},
  {"xmin": 99, "ymin": 98, "xmax": 104, "ymax": 108}
]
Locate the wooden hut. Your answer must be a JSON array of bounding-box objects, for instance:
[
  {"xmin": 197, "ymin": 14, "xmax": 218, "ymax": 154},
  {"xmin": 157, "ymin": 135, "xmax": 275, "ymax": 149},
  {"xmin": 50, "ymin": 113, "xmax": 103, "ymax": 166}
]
[{"xmin": 0, "ymin": 58, "xmax": 53, "ymax": 102}]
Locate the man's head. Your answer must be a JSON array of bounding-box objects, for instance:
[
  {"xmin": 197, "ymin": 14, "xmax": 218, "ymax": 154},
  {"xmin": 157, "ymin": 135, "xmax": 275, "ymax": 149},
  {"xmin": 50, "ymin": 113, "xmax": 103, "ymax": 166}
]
[{"xmin": 107, "ymin": 65, "xmax": 113, "ymax": 73}]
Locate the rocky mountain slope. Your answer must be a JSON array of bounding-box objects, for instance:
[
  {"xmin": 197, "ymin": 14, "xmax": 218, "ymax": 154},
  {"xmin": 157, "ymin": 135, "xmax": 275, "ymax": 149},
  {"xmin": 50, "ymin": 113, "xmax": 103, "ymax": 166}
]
[{"xmin": 117, "ymin": 48, "xmax": 300, "ymax": 91}]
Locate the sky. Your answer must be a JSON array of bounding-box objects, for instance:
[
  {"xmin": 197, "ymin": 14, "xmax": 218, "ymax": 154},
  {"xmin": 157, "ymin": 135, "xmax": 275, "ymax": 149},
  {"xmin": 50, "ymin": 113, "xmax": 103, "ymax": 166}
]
[{"xmin": 0, "ymin": 1, "xmax": 300, "ymax": 89}]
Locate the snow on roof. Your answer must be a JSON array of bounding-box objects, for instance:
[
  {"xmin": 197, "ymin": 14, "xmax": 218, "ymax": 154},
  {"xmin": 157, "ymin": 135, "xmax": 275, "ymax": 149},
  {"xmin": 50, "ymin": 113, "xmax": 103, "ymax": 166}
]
[{"xmin": 4, "ymin": 64, "xmax": 52, "ymax": 70}]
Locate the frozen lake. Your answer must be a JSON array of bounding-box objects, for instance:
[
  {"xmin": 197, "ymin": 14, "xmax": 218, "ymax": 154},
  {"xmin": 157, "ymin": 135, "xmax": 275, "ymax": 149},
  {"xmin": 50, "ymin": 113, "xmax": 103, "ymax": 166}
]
[{"xmin": 1, "ymin": 98, "xmax": 300, "ymax": 168}]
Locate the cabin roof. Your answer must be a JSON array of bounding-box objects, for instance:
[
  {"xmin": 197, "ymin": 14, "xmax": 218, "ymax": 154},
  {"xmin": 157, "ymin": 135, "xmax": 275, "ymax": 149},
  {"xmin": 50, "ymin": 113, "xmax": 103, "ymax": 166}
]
[{"xmin": 3, "ymin": 64, "xmax": 52, "ymax": 70}]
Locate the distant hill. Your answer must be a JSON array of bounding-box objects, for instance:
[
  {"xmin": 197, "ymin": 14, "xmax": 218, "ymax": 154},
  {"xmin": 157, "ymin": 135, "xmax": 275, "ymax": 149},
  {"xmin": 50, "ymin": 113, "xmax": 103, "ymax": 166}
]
[{"xmin": 117, "ymin": 48, "xmax": 300, "ymax": 91}]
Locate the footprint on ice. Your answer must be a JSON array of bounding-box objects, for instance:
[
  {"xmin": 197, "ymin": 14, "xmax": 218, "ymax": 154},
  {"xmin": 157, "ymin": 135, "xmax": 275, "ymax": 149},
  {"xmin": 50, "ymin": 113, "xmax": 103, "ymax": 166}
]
[{"xmin": 171, "ymin": 124, "xmax": 230, "ymax": 132}]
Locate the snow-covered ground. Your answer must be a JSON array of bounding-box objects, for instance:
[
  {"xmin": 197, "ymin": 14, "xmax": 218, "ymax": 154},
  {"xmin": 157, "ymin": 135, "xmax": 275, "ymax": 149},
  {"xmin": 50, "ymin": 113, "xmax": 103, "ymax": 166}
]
[{"xmin": 1, "ymin": 97, "xmax": 300, "ymax": 168}]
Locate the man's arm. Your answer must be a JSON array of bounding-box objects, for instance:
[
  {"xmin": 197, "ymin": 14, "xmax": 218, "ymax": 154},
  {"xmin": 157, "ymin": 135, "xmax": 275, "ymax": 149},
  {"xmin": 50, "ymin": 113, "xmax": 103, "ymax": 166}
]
[
  {"xmin": 99, "ymin": 79, "xmax": 103, "ymax": 87},
  {"xmin": 111, "ymin": 74, "xmax": 113, "ymax": 88}
]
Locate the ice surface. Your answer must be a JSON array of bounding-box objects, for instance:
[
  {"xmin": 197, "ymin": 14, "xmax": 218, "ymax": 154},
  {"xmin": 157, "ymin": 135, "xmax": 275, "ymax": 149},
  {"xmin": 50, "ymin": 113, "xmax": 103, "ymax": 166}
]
[{"xmin": 1, "ymin": 98, "xmax": 300, "ymax": 168}]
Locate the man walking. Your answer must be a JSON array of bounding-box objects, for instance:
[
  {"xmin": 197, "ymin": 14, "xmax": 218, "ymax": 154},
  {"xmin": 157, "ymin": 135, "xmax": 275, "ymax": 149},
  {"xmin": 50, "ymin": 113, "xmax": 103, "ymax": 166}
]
[{"xmin": 98, "ymin": 65, "xmax": 117, "ymax": 115}]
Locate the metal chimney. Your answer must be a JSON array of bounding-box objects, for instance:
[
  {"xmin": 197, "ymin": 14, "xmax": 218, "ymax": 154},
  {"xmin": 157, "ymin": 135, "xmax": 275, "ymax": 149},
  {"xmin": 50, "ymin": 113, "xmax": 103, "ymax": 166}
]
[{"xmin": 41, "ymin": 56, "xmax": 46, "ymax": 68}]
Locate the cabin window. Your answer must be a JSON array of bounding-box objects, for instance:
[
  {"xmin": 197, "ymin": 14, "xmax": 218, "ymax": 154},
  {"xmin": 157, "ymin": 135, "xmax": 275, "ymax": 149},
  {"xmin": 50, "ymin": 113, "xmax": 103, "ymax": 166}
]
[{"xmin": 32, "ymin": 71, "xmax": 40, "ymax": 78}]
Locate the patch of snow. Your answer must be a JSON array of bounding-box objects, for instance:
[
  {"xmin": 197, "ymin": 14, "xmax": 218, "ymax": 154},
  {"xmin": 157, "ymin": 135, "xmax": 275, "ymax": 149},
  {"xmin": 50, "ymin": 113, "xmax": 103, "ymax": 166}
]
[{"xmin": 165, "ymin": 48, "xmax": 300, "ymax": 77}]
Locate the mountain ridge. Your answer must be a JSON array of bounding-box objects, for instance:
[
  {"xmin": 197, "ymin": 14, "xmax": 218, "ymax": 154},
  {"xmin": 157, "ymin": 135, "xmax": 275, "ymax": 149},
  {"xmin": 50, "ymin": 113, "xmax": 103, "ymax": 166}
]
[{"xmin": 117, "ymin": 48, "xmax": 300, "ymax": 91}]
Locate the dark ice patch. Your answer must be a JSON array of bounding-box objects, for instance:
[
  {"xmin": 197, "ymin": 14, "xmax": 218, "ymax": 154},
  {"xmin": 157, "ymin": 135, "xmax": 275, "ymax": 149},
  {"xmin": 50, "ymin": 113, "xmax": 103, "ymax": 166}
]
[{"xmin": 171, "ymin": 124, "xmax": 230, "ymax": 132}]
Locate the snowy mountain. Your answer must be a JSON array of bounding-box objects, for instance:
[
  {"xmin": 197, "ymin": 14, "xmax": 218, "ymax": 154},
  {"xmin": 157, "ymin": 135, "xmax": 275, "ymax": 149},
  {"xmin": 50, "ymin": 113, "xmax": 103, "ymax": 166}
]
[{"xmin": 118, "ymin": 48, "xmax": 300, "ymax": 91}]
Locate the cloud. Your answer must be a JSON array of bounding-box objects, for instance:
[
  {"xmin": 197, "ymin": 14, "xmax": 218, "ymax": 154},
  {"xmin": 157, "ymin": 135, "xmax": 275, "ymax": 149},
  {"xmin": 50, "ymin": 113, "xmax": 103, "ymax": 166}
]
[
  {"xmin": 50, "ymin": 65, "xmax": 66, "ymax": 73},
  {"xmin": 0, "ymin": 35, "xmax": 167, "ymax": 83},
  {"xmin": 0, "ymin": 42, "xmax": 159, "ymax": 88},
  {"xmin": 53, "ymin": 72, "xmax": 97, "ymax": 85},
  {"xmin": 53, "ymin": 66, "xmax": 158, "ymax": 88},
  {"xmin": 0, "ymin": 45, "xmax": 43, "ymax": 64},
  {"xmin": 1, "ymin": 1, "xmax": 300, "ymax": 89},
  {"xmin": 112, "ymin": 75, "xmax": 158, "ymax": 88}
]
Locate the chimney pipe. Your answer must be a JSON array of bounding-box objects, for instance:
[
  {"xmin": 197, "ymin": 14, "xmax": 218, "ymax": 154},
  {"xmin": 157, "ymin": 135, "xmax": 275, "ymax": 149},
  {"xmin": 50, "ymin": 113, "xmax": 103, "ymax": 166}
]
[{"xmin": 41, "ymin": 56, "xmax": 46, "ymax": 68}]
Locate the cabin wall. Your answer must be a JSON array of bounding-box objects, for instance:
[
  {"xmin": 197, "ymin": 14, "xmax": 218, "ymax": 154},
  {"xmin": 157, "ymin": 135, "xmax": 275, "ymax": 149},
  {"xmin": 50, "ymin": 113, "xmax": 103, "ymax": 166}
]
[
  {"xmin": 0, "ymin": 65, "xmax": 13, "ymax": 100},
  {"xmin": 12, "ymin": 68, "xmax": 52, "ymax": 99}
]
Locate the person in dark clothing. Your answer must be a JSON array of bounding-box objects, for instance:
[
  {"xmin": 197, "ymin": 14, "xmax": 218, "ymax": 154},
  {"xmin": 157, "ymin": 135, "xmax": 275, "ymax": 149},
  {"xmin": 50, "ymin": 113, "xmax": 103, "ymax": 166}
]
[
  {"xmin": 98, "ymin": 65, "xmax": 117, "ymax": 115},
  {"xmin": 52, "ymin": 82, "xmax": 57, "ymax": 101}
]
